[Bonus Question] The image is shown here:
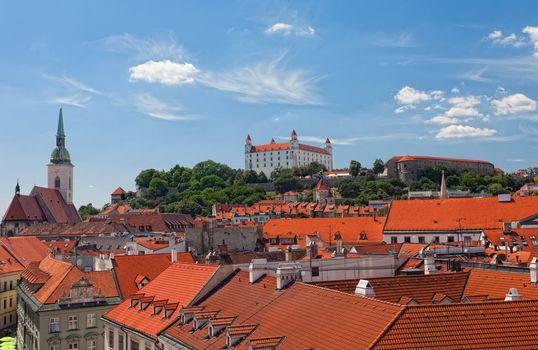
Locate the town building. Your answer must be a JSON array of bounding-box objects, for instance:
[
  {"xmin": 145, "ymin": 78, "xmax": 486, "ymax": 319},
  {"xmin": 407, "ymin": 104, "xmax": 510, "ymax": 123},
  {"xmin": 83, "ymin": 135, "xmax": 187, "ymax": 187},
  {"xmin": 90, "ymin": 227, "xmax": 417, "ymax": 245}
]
[
  {"xmin": 110, "ymin": 187, "xmax": 126, "ymax": 204},
  {"xmin": 102, "ymin": 263, "xmax": 229, "ymax": 350},
  {"xmin": 384, "ymin": 155, "xmax": 495, "ymax": 184},
  {"xmin": 244, "ymin": 130, "xmax": 333, "ymax": 176},
  {"xmin": 0, "ymin": 237, "xmax": 49, "ymax": 335},
  {"xmin": 383, "ymin": 194, "xmax": 538, "ymax": 244},
  {"xmin": 16, "ymin": 256, "xmax": 121, "ymax": 350}
]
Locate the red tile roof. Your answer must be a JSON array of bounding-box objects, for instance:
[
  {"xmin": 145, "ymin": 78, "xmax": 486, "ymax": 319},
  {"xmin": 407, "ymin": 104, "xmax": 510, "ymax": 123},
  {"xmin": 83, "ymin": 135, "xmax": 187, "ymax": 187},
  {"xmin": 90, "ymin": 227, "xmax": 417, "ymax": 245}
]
[
  {"xmin": 314, "ymin": 178, "xmax": 330, "ymax": 191},
  {"xmin": 251, "ymin": 142, "xmax": 290, "ymax": 152},
  {"xmin": 312, "ymin": 272, "xmax": 469, "ymax": 304},
  {"xmin": 264, "ymin": 217, "xmax": 385, "ymax": 248},
  {"xmin": 103, "ymin": 263, "xmax": 219, "ymax": 338},
  {"xmin": 20, "ymin": 255, "xmax": 119, "ymax": 304},
  {"xmin": 30, "ymin": 186, "xmax": 80, "ymax": 224},
  {"xmin": 384, "ymin": 196, "xmax": 538, "ymax": 232},
  {"xmin": 162, "ymin": 272, "xmax": 403, "ymax": 349},
  {"xmin": 111, "ymin": 187, "xmax": 126, "ymax": 195},
  {"xmin": 0, "ymin": 236, "xmax": 50, "ymax": 266},
  {"xmin": 18, "ymin": 221, "xmax": 131, "ymax": 237},
  {"xmin": 464, "ymin": 269, "xmax": 538, "ymax": 300},
  {"xmin": 371, "ymin": 300, "xmax": 538, "ymax": 349},
  {"xmin": 2, "ymin": 195, "xmax": 45, "ymax": 221},
  {"xmin": 112, "ymin": 253, "xmax": 191, "ymax": 298}
]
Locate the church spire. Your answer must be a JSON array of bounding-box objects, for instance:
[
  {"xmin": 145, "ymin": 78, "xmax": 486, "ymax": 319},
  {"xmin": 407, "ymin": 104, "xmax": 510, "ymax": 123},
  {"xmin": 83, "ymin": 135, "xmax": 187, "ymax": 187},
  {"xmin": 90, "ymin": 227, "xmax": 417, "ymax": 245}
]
[
  {"xmin": 56, "ymin": 107, "xmax": 65, "ymax": 147},
  {"xmin": 50, "ymin": 107, "xmax": 72, "ymax": 165},
  {"xmin": 439, "ymin": 170, "xmax": 448, "ymax": 199},
  {"xmin": 15, "ymin": 179, "xmax": 20, "ymax": 196}
]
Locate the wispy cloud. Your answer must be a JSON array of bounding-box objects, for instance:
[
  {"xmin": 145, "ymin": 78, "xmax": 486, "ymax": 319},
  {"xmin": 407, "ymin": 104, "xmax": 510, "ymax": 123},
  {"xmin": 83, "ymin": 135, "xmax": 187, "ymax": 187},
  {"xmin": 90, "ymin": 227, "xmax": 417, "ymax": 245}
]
[
  {"xmin": 462, "ymin": 66, "xmax": 492, "ymax": 82},
  {"xmin": 43, "ymin": 74, "xmax": 101, "ymax": 95},
  {"xmin": 134, "ymin": 93, "xmax": 197, "ymax": 121},
  {"xmin": 197, "ymin": 55, "xmax": 322, "ymax": 105},
  {"xmin": 486, "ymin": 30, "xmax": 526, "ymax": 48},
  {"xmin": 265, "ymin": 22, "xmax": 315, "ymax": 36},
  {"xmin": 277, "ymin": 134, "xmax": 410, "ymax": 145},
  {"xmin": 94, "ymin": 33, "xmax": 187, "ymax": 61},
  {"xmin": 506, "ymin": 158, "xmax": 526, "ymax": 163},
  {"xmin": 53, "ymin": 94, "xmax": 92, "ymax": 108}
]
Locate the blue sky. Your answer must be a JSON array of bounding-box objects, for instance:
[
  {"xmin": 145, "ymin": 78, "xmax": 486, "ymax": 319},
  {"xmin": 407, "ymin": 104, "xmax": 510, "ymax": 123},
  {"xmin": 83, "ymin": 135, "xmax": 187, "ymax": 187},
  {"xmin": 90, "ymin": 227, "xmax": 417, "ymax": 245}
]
[{"xmin": 1, "ymin": 0, "xmax": 538, "ymax": 211}]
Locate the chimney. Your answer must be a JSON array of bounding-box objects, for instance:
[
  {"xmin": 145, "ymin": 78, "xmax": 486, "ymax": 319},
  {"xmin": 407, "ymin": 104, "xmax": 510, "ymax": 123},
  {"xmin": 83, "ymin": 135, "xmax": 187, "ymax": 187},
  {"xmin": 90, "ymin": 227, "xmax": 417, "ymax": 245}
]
[
  {"xmin": 505, "ymin": 288, "xmax": 522, "ymax": 301},
  {"xmin": 249, "ymin": 259, "xmax": 268, "ymax": 283},
  {"xmin": 334, "ymin": 232, "xmax": 343, "ymax": 255},
  {"xmin": 529, "ymin": 257, "xmax": 538, "ymax": 284},
  {"xmin": 218, "ymin": 244, "xmax": 228, "ymax": 256},
  {"xmin": 171, "ymin": 248, "xmax": 177, "ymax": 263},
  {"xmin": 276, "ymin": 262, "xmax": 302, "ymax": 290},
  {"xmin": 285, "ymin": 246, "xmax": 293, "ymax": 262},
  {"xmin": 306, "ymin": 242, "xmax": 318, "ymax": 260},
  {"xmin": 355, "ymin": 279, "xmax": 375, "ymax": 298},
  {"xmin": 168, "ymin": 235, "xmax": 175, "ymax": 247},
  {"xmin": 424, "ymin": 257, "xmax": 437, "ymax": 275}
]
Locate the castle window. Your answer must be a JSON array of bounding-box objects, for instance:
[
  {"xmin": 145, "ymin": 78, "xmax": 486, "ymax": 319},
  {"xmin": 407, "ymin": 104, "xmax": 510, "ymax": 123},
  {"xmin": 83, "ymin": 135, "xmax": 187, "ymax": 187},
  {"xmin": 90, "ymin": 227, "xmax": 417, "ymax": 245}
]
[{"xmin": 54, "ymin": 176, "xmax": 61, "ymax": 189}]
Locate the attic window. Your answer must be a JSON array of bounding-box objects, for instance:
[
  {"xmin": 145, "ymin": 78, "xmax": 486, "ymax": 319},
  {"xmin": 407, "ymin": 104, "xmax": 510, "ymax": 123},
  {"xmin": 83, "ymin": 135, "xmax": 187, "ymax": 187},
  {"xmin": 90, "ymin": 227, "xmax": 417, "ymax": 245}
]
[{"xmin": 531, "ymin": 235, "xmax": 538, "ymax": 246}]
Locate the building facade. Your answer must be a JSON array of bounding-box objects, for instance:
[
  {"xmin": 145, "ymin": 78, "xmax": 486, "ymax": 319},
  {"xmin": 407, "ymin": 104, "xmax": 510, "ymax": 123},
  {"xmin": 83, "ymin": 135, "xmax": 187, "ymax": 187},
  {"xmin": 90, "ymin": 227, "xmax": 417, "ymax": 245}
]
[
  {"xmin": 384, "ymin": 155, "xmax": 495, "ymax": 184},
  {"xmin": 245, "ymin": 130, "xmax": 333, "ymax": 176}
]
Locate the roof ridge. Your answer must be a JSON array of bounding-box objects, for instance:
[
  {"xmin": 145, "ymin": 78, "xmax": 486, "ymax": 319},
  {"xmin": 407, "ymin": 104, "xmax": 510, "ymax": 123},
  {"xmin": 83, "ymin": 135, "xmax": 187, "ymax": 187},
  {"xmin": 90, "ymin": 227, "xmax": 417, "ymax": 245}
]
[{"xmin": 367, "ymin": 305, "xmax": 407, "ymax": 350}]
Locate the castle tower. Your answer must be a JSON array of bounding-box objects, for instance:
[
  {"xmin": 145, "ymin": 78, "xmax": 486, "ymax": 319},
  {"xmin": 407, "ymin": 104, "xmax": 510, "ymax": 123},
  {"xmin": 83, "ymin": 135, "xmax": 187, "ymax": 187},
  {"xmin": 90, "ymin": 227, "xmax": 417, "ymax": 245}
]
[
  {"xmin": 325, "ymin": 138, "xmax": 333, "ymax": 170},
  {"xmin": 47, "ymin": 108, "xmax": 74, "ymax": 204}
]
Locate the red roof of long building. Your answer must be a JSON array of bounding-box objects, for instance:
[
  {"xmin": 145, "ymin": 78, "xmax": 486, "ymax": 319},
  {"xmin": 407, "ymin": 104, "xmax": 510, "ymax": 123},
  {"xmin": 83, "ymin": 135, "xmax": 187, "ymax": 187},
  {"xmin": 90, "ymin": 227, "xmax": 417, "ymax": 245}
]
[
  {"xmin": 384, "ymin": 196, "xmax": 538, "ymax": 232},
  {"xmin": 2, "ymin": 195, "xmax": 45, "ymax": 221},
  {"xmin": 390, "ymin": 155, "xmax": 493, "ymax": 165}
]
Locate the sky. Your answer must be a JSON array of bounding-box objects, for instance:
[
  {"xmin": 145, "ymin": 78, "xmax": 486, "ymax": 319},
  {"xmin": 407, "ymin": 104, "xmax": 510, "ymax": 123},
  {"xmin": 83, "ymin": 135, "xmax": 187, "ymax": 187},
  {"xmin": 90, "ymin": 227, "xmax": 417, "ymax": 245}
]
[{"xmin": 1, "ymin": 0, "xmax": 538, "ymax": 212}]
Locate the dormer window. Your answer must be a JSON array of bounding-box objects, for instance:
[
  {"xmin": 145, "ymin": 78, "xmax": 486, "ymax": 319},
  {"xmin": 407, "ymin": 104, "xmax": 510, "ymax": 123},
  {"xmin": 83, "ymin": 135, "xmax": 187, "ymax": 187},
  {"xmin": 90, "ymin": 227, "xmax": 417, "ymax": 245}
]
[{"xmin": 531, "ymin": 235, "xmax": 538, "ymax": 245}]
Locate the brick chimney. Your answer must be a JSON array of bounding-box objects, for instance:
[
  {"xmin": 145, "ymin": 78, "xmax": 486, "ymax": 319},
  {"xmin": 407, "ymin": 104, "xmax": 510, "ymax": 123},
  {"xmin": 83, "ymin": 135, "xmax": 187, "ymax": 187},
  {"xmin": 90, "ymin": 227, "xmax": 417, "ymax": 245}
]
[
  {"xmin": 355, "ymin": 279, "xmax": 375, "ymax": 298},
  {"xmin": 275, "ymin": 262, "xmax": 302, "ymax": 290},
  {"xmin": 249, "ymin": 259, "xmax": 268, "ymax": 283},
  {"xmin": 306, "ymin": 242, "xmax": 319, "ymax": 260},
  {"xmin": 505, "ymin": 288, "xmax": 522, "ymax": 301},
  {"xmin": 531, "ymin": 257, "xmax": 537, "ymax": 284}
]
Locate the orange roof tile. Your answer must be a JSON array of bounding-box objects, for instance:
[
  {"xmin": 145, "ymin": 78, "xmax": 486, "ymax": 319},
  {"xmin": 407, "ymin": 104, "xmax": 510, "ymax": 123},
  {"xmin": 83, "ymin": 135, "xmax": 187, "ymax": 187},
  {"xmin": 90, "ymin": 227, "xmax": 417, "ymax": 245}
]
[
  {"xmin": 391, "ymin": 155, "xmax": 492, "ymax": 165},
  {"xmin": 384, "ymin": 196, "xmax": 538, "ymax": 232},
  {"xmin": 103, "ymin": 263, "xmax": 218, "ymax": 338},
  {"xmin": 111, "ymin": 187, "xmax": 126, "ymax": 195},
  {"xmin": 464, "ymin": 269, "xmax": 538, "ymax": 300},
  {"xmin": 251, "ymin": 142, "xmax": 290, "ymax": 152}
]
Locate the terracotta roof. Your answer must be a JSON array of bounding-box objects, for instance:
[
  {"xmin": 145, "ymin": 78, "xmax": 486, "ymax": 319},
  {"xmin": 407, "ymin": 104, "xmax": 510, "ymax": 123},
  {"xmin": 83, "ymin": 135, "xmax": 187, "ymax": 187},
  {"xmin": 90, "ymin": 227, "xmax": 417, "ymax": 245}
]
[
  {"xmin": 30, "ymin": 186, "xmax": 80, "ymax": 224},
  {"xmin": 384, "ymin": 196, "xmax": 538, "ymax": 232},
  {"xmin": 251, "ymin": 142, "xmax": 290, "ymax": 152},
  {"xmin": 47, "ymin": 240, "xmax": 76, "ymax": 256},
  {"xmin": 113, "ymin": 253, "xmax": 179, "ymax": 298},
  {"xmin": 390, "ymin": 155, "xmax": 492, "ymax": 165},
  {"xmin": 464, "ymin": 269, "xmax": 538, "ymax": 300},
  {"xmin": 18, "ymin": 221, "xmax": 131, "ymax": 237},
  {"xmin": 2, "ymin": 195, "xmax": 45, "ymax": 221},
  {"xmin": 264, "ymin": 217, "xmax": 385, "ymax": 248},
  {"xmin": 354, "ymin": 243, "xmax": 403, "ymax": 255},
  {"xmin": 162, "ymin": 272, "xmax": 403, "ymax": 349},
  {"xmin": 314, "ymin": 178, "xmax": 330, "ymax": 191},
  {"xmin": 312, "ymin": 272, "xmax": 469, "ymax": 304},
  {"xmin": 20, "ymin": 255, "xmax": 119, "ymax": 304},
  {"xmin": 298, "ymin": 144, "xmax": 329, "ymax": 154},
  {"xmin": 0, "ymin": 236, "xmax": 50, "ymax": 266},
  {"xmin": 110, "ymin": 212, "xmax": 193, "ymax": 233},
  {"xmin": 103, "ymin": 263, "xmax": 219, "ymax": 338},
  {"xmin": 111, "ymin": 187, "xmax": 126, "ymax": 195},
  {"xmin": 247, "ymin": 337, "xmax": 285, "ymax": 349},
  {"xmin": 371, "ymin": 300, "xmax": 538, "ymax": 349}
]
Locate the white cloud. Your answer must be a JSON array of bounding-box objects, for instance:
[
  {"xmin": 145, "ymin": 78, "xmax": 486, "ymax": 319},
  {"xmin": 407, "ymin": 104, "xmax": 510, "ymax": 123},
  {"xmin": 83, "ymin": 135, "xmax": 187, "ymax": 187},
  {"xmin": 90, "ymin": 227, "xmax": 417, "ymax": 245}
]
[
  {"xmin": 129, "ymin": 60, "xmax": 198, "ymax": 85},
  {"xmin": 451, "ymin": 87, "xmax": 460, "ymax": 94},
  {"xmin": 265, "ymin": 22, "xmax": 315, "ymax": 36},
  {"xmin": 506, "ymin": 158, "xmax": 526, "ymax": 162},
  {"xmin": 197, "ymin": 56, "xmax": 322, "ymax": 105},
  {"xmin": 496, "ymin": 86, "xmax": 507, "ymax": 94},
  {"xmin": 491, "ymin": 93, "xmax": 537, "ymax": 115},
  {"xmin": 134, "ymin": 94, "xmax": 196, "ymax": 121},
  {"xmin": 487, "ymin": 30, "xmax": 526, "ymax": 48},
  {"xmin": 523, "ymin": 26, "xmax": 538, "ymax": 57},
  {"xmin": 394, "ymin": 105, "xmax": 415, "ymax": 114},
  {"xmin": 436, "ymin": 124, "xmax": 497, "ymax": 139},
  {"xmin": 96, "ymin": 33, "xmax": 187, "ymax": 60},
  {"xmin": 53, "ymin": 94, "xmax": 92, "ymax": 108},
  {"xmin": 394, "ymin": 86, "xmax": 432, "ymax": 105},
  {"xmin": 429, "ymin": 115, "xmax": 459, "ymax": 125}
]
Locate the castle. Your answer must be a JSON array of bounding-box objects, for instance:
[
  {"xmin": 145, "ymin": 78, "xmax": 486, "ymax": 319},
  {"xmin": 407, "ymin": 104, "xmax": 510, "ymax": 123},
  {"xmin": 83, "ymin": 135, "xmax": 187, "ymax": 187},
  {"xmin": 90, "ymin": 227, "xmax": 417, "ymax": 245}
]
[{"xmin": 244, "ymin": 130, "xmax": 333, "ymax": 176}]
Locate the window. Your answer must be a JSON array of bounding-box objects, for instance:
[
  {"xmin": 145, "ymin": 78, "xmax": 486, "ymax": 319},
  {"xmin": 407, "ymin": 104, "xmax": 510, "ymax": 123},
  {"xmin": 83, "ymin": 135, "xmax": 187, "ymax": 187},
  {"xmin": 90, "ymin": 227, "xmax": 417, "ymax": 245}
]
[
  {"xmin": 448, "ymin": 236, "xmax": 455, "ymax": 243},
  {"xmin": 49, "ymin": 346, "xmax": 59, "ymax": 350},
  {"xmin": 49, "ymin": 317, "xmax": 60, "ymax": 333},
  {"xmin": 3, "ymin": 282, "xmax": 6, "ymax": 291},
  {"xmin": 3, "ymin": 299, "xmax": 6, "ymax": 309},
  {"xmin": 108, "ymin": 330, "xmax": 114, "ymax": 348},
  {"xmin": 86, "ymin": 313, "xmax": 96, "ymax": 328},
  {"xmin": 118, "ymin": 334, "xmax": 124, "ymax": 350},
  {"xmin": 9, "ymin": 298, "xmax": 12, "ymax": 308},
  {"xmin": 404, "ymin": 236, "xmax": 411, "ymax": 243},
  {"xmin": 130, "ymin": 340, "xmax": 140, "ymax": 350},
  {"xmin": 68, "ymin": 315, "xmax": 78, "ymax": 330},
  {"xmin": 418, "ymin": 236, "xmax": 425, "ymax": 244},
  {"xmin": 86, "ymin": 340, "xmax": 96, "ymax": 350},
  {"xmin": 9, "ymin": 281, "xmax": 12, "ymax": 290},
  {"xmin": 311, "ymin": 266, "xmax": 320, "ymax": 277},
  {"xmin": 68, "ymin": 342, "xmax": 78, "ymax": 350},
  {"xmin": 434, "ymin": 236, "xmax": 440, "ymax": 243},
  {"xmin": 391, "ymin": 237, "xmax": 398, "ymax": 244}
]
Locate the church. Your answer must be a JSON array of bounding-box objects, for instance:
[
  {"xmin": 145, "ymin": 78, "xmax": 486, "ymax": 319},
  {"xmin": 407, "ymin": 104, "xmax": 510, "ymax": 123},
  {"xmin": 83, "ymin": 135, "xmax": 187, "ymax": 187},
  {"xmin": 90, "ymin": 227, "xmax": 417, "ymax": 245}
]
[{"xmin": 0, "ymin": 108, "xmax": 81, "ymax": 236}]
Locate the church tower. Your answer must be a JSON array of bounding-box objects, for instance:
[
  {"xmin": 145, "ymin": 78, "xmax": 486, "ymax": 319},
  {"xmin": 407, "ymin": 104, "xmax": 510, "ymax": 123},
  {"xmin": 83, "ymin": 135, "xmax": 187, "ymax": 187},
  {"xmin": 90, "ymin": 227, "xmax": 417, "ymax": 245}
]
[{"xmin": 47, "ymin": 108, "xmax": 74, "ymax": 204}]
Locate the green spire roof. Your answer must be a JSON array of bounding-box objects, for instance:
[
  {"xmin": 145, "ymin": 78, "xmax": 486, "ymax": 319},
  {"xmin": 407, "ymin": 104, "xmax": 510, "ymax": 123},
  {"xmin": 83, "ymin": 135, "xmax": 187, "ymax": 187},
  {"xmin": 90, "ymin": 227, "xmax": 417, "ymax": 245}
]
[{"xmin": 50, "ymin": 107, "xmax": 72, "ymax": 165}]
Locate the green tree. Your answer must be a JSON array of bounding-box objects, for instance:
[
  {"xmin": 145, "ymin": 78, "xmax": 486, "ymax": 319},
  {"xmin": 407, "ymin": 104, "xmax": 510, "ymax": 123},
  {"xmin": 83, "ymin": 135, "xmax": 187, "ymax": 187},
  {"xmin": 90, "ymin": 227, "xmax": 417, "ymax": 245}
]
[
  {"xmin": 349, "ymin": 160, "xmax": 361, "ymax": 177},
  {"xmin": 200, "ymin": 175, "xmax": 226, "ymax": 189},
  {"xmin": 78, "ymin": 203, "xmax": 99, "ymax": 220},
  {"xmin": 135, "ymin": 169, "xmax": 157, "ymax": 188},
  {"xmin": 273, "ymin": 174, "xmax": 303, "ymax": 193},
  {"xmin": 148, "ymin": 177, "xmax": 169, "ymax": 197},
  {"xmin": 192, "ymin": 160, "xmax": 234, "ymax": 181},
  {"xmin": 372, "ymin": 159, "xmax": 385, "ymax": 174}
]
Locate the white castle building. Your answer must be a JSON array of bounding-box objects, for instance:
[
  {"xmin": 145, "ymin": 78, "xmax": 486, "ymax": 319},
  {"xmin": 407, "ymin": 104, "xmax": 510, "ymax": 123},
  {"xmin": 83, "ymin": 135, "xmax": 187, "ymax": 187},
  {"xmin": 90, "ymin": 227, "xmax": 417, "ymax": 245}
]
[{"xmin": 244, "ymin": 130, "xmax": 333, "ymax": 176}]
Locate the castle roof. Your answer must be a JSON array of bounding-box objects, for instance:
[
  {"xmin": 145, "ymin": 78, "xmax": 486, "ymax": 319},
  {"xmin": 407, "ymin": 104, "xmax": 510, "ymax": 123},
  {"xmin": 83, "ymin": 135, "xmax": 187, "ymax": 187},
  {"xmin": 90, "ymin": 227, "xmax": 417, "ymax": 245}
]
[
  {"xmin": 390, "ymin": 155, "xmax": 492, "ymax": 165},
  {"xmin": 111, "ymin": 187, "xmax": 126, "ymax": 195}
]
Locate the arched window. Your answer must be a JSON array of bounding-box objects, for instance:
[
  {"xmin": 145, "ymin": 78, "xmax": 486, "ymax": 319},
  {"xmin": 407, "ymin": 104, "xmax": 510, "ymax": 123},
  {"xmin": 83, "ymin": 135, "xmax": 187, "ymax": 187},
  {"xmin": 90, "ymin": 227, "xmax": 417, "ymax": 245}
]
[
  {"xmin": 54, "ymin": 176, "xmax": 61, "ymax": 189},
  {"xmin": 69, "ymin": 176, "xmax": 72, "ymax": 190}
]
